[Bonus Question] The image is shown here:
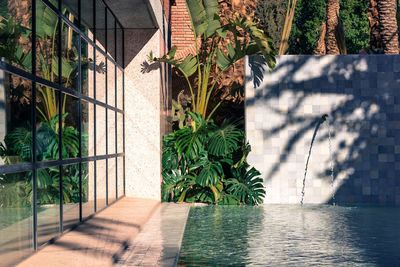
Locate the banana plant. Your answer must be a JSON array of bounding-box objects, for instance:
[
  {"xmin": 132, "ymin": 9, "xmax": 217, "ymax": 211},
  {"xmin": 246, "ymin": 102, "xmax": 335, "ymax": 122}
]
[
  {"xmin": 35, "ymin": 1, "xmax": 78, "ymax": 122},
  {"xmin": 148, "ymin": 0, "xmax": 276, "ymax": 119}
]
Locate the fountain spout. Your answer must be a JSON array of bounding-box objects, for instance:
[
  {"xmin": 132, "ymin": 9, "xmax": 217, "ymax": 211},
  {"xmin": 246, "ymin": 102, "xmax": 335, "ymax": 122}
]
[{"xmin": 300, "ymin": 114, "xmax": 332, "ymax": 206}]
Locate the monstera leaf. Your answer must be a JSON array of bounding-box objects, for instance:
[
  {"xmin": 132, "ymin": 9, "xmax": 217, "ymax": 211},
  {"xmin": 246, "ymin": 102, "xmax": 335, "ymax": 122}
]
[
  {"xmin": 226, "ymin": 167, "xmax": 266, "ymax": 205},
  {"xmin": 208, "ymin": 121, "xmax": 243, "ymax": 157}
]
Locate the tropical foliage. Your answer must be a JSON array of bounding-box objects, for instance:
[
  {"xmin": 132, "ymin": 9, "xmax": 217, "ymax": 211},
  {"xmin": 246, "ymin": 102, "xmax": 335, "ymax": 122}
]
[
  {"xmin": 0, "ymin": 113, "xmax": 87, "ymax": 207},
  {"xmin": 149, "ymin": 0, "xmax": 276, "ymax": 120},
  {"xmin": 162, "ymin": 112, "xmax": 265, "ymax": 205},
  {"xmin": 0, "ymin": 2, "xmax": 87, "ymax": 208}
]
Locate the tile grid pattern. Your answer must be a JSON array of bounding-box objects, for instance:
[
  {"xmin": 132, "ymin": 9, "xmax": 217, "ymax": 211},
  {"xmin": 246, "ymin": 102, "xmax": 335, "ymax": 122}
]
[{"xmin": 245, "ymin": 55, "xmax": 400, "ymax": 205}]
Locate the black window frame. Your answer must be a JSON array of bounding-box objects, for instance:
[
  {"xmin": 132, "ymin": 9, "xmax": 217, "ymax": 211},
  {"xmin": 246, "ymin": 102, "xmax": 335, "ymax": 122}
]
[{"xmin": 0, "ymin": 0, "xmax": 125, "ymax": 252}]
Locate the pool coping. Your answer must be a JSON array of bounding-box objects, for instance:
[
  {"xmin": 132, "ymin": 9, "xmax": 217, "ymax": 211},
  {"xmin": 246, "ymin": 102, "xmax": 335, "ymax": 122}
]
[{"xmin": 115, "ymin": 203, "xmax": 191, "ymax": 266}]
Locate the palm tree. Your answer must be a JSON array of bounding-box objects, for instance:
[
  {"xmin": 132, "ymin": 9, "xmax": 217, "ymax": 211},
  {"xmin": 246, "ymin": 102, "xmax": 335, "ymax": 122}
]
[
  {"xmin": 377, "ymin": 0, "xmax": 398, "ymax": 54},
  {"xmin": 314, "ymin": 23, "xmax": 327, "ymax": 55},
  {"xmin": 326, "ymin": 0, "xmax": 340, "ymax": 54},
  {"xmin": 369, "ymin": 0, "xmax": 382, "ymax": 52}
]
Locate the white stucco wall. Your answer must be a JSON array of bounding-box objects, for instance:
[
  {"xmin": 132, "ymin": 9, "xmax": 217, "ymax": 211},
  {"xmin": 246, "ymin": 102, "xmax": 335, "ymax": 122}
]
[
  {"xmin": 124, "ymin": 30, "xmax": 162, "ymax": 200},
  {"xmin": 123, "ymin": 0, "xmax": 168, "ymax": 200}
]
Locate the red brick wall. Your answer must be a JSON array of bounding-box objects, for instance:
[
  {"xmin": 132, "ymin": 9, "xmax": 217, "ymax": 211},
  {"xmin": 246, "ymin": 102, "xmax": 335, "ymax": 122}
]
[{"xmin": 170, "ymin": 0, "xmax": 195, "ymax": 52}]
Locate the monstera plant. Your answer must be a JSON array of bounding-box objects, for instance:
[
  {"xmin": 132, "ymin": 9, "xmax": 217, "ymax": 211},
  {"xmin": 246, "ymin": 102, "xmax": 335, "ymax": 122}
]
[
  {"xmin": 149, "ymin": 0, "xmax": 276, "ymax": 120},
  {"xmin": 162, "ymin": 112, "xmax": 265, "ymax": 205}
]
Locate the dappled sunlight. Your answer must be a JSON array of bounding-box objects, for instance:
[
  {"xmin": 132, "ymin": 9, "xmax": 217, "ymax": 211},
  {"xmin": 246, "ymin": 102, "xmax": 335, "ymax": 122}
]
[{"xmin": 246, "ymin": 55, "xmax": 399, "ymax": 205}]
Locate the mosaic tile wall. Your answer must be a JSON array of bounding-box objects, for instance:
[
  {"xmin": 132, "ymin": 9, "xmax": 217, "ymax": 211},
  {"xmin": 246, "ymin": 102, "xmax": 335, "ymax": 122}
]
[{"xmin": 245, "ymin": 55, "xmax": 400, "ymax": 205}]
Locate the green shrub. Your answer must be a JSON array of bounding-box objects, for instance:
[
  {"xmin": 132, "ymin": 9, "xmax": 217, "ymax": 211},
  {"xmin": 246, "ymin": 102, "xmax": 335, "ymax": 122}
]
[{"xmin": 161, "ymin": 112, "xmax": 265, "ymax": 205}]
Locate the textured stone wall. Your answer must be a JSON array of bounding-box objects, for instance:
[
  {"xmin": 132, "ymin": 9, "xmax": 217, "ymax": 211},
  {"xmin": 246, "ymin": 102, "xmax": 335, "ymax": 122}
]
[
  {"xmin": 246, "ymin": 55, "xmax": 400, "ymax": 206},
  {"xmin": 123, "ymin": 0, "xmax": 169, "ymax": 200}
]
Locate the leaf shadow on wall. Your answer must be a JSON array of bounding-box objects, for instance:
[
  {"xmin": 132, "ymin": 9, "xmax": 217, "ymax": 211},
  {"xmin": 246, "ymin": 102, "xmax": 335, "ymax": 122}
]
[{"xmin": 247, "ymin": 55, "xmax": 400, "ymax": 206}]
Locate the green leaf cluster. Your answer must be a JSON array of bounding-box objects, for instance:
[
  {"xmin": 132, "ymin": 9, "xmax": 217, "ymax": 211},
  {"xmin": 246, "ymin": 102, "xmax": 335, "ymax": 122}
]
[
  {"xmin": 149, "ymin": 0, "xmax": 276, "ymax": 119},
  {"xmin": 162, "ymin": 112, "xmax": 265, "ymax": 205},
  {"xmin": 0, "ymin": 114, "xmax": 87, "ymax": 207}
]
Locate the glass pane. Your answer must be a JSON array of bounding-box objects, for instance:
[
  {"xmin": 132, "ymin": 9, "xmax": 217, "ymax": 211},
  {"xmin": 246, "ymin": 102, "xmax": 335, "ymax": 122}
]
[
  {"xmin": 117, "ymin": 113, "xmax": 123, "ymax": 153},
  {"xmin": 36, "ymin": 1, "xmax": 59, "ymax": 83},
  {"xmin": 37, "ymin": 166, "xmax": 60, "ymax": 246},
  {"xmin": 107, "ymin": 60, "xmax": 115, "ymax": 107},
  {"xmin": 117, "ymin": 67, "xmax": 123, "ymax": 110},
  {"xmin": 63, "ymin": 163, "xmax": 80, "ymax": 230},
  {"xmin": 82, "ymin": 161, "xmax": 95, "ymax": 219},
  {"xmin": 108, "ymin": 111, "xmax": 115, "ymax": 155},
  {"xmin": 82, "ymin": 40, "xmax": 94, "ymax": 97},
  {"xmin": 106, "ymin": 10, "xmax": 115, "ymax": 58},
  {"xmin": 36, "ymin": 85, "xmax": 60, "ymax": 162},
  {"xmin": 62, "ymin": 0, "xmax": 79, "ymax": 26},
  {"xmin": 95, "ymin": 1, "xmax": 106, "ymax": 51},
  {"xmin": 96, "ymin": 105, "xmax": 106, "ymax": 156},
  {"xmin": 81, "ymin": 0, "xmax": 94, "ymax": 39},
  {"xmin": 61, "ymin": 24, "xmax": 79, "ymax": 90},
  {"xmin": 0, "ymin": 0, "xmax": 32, "ymax": 72},
  {"xmin": 117, "ymin": 157, "xmax": 124, "ymax": 197},
  {"xmin": 108, "ymin": 157, "xmax": 116, "ymax": 204},
  {"xmin": 0, "ymin": 71, "xmax": 32, "ymax": 165},
  {"xmin": 117, "ymin": 25, "xmax": 123, "ymax": 66},
  {"xmin": 0, "ymin": 171, "xmax": 33, "ymax": 266},
  {"xmin": 95, "ymin": 50, "xmax": 106, "ymax": 103},
  {"xmin": 82, "ymin": 101, "xmax": 94, "ymax": 157},
  {"xmin": 96, "ymin": 159, "xmax": 106, "ymax": 210},
  {"xmin": 62, "ymin": 94, "xmax": 79, "ymax": 159}
]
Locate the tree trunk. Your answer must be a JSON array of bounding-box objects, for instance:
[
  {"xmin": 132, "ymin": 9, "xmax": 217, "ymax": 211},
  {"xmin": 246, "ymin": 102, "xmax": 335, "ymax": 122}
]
[
  {"xmin": 369, "ymin": 0, "xmax": 382, "ymax": 52},
  {"xmin": 326, "ymin": 0, "xmax": 340, "ymax": 54},
  {"xmin": 377, "ymin": 0, "xmax": 399, "ymax": 54},
  {"xmin": 314, "ymin": 23, "xmax": 327, "ymax": 55}
]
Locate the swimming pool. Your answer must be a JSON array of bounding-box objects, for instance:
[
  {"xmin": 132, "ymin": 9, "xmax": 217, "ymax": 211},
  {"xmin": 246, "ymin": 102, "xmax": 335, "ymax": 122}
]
[{"xmin": 178, "ymin": 205, "xmax": 400, "ymax": 266}]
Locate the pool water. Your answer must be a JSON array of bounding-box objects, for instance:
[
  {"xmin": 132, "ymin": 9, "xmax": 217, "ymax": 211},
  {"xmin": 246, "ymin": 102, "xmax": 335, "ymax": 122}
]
[{"xmin": 178, "ymin": 205, "xmax": 400, "ymax": 266}]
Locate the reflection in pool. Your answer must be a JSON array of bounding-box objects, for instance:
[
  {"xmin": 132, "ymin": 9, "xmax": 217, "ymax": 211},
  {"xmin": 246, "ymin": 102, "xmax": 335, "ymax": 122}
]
[{"xmin": 179, "ymin": 205, "xmax": 400, "ymax": 266}]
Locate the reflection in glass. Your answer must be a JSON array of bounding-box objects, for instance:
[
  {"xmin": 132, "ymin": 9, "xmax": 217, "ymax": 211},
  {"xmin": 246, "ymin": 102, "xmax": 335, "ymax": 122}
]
[
  {"xmin": 117, "ymin": 113, "xmax": 123, "ymax": 153},
  {"xmin": 96, "ymin": 159, "xmax": 106, "ymax": 210},
  {"xmin": 107, "ymin": 60, "xmax": 115, "ymax": 107},
  {"xmin": 62, "ymin": 94, "xmax": 79, "ymax": 159},
  {"xmin": 108, "ymin": 110, "xmax": 115, "ymax": 155},
  {"xmin": 82, "ymin": 161, "xmax": 95, "ymax": 219},
  {"xmin": 36, "ymin": 85, "xmax": 60, "ymax": 162},
  {"xmin": 81, "ymin": 0, "xmax": 94, "ymax": 39},
  {"xmin": 37, "ymin": 166, "xmax": 60, "ymax": 246},
  {"xmin": 0, "ymin": 171, "xmax": 33, "ymax": 266},
  {"xmin": 108, "ymin": 157, "xmax": 116, "ymax": 204},
  {"xmin": 117, "ymin": 26, "xmax": 123, "ymax": 66},
  {"xmin": 95, "ymin": 1, "xmax": 106, "ymax": 51},
  {"xmin": 106, "ymin": 10, "xmax": 115, "ymax": 58},
  {"xmin": 36, "ymin": 1, "xmax": 59, "ymax": 82},
  {"xmin": 62, "ymin": 0, "xmax": 79, "ymax": 26},
  {"xmin": 63, "ymin": 163, "xmax": 80, "ymax": 230},
  {"xmin": 0, "ymin": 71, "xmax": 32, "ymax": 165},
  {"xmin": 117, "ymin": 157, "xmax": 124, "ymax": 197},
  {"xmin": 0, "ymin": 1, "xmax": 32, "ymax": 72},
  {"xmin": 61, "ymin": 24, "xmax": 79, "ymax": 90},
  {"xmin": 81, "ymin": 40, "xmax": 94, "ymax": 97},
  {"xmin": 117, "ymin": 67, "xmax": 123, "ymax": 110},
  {"xmin": 82, "ymin": 101, "xmax": 94, "ymax": 157},
  {"xmin": 96, "ymin": 106, "xmax": 106, "ymax": 156},
  {"xmin": 95, "ymin": 50, "xmax": 106, "ymax": 103}
]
